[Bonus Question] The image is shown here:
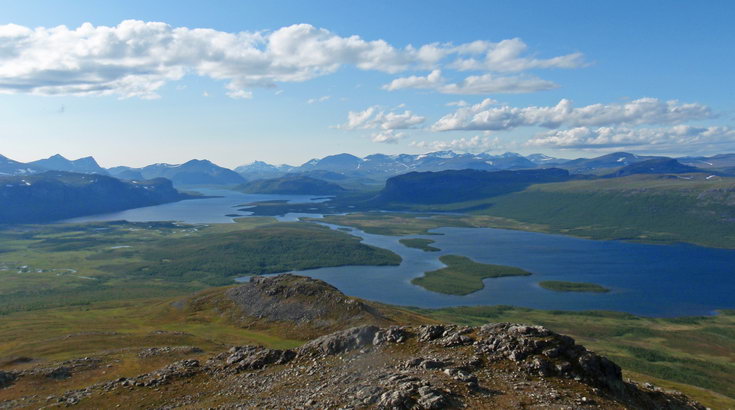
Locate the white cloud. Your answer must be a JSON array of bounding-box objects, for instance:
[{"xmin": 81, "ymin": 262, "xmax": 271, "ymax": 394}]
[
  {"xmin": 339, "ymin": 106, "xmax": 425, "ymax": 130},
  {"xmin": 382, "ymin": 69, "xmax": 443, "ymax": 91},
  {"xmin": 446, "ymin": 100, "xmax": 468, "ymax": 107},
  {"xmin": 371, "ymin": 130, "xmax": 405, "ymax": 144},
  {"xmin": 432, "ymin": 98, "xmax": 713, "ymax": 131},
  {"xmin": 527, "ymin": 125, "xmax": 735, "ymax": 150},
  {"xmin": 438, "ymin": 73, "xmax": 557, "ymax": 94},
  {"xmin": 449, "ymin": 38, "xmax": 586, "ymax": 72},
  {"xmin": 0, "ymin": 21, "xmax": 586, "ymax": 99},
  {"xmin": 411, "ymin": 135, "xmax": 501, "ymax": 152},
  {"xmin": 307, "ymin": 95, "xmax": 331, "ymax": 104},
  {"xmin": 383, "ymin": 70, "xmax": 557, "ymax": 94}
]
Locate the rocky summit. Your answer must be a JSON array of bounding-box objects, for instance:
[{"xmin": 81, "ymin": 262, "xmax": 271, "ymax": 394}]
[
  {"xmin": 0, "ymin": 275, "xmax": 703, "ymax": 409},
  {"xmin": 223, "ymin": 274, "xmax": 388, "ymax": 336}
]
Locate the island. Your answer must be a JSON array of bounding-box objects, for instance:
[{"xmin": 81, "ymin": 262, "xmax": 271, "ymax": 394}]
[
  {"xmin": 412, "ymin": 255, "xmax": 532, "ymax": 295},
  {"xmin": 399, "ymin": 238, "xmax": 440, "ymax": 252},
  {"xmin": 539, "ymin": 281, "xmax": 610, "ymax": 293}
]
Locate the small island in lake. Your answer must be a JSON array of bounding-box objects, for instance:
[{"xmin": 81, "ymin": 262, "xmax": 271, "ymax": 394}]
[
  {"xmin": 399, "ymin": 238, "xmax": 441, "ymax": 252},
  {"xmin": 412, "ymin": 255, "xmax": 532, "ymax": 295},
  {"xmin": 539, "ymin": 280, "xmax": 610, "ymax": 293}
]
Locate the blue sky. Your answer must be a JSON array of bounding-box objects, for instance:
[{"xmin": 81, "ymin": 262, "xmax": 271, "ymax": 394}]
[{"xmin": 1, "ymin": 0, "xmax": 733, "ymax": 167}]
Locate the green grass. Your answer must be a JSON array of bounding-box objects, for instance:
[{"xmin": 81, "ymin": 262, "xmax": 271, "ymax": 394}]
[
  {"xmin": 99, "ymin": 222, "xmax": 401, "ymax": 285},
  {"xmin": 411, "ymin": 255, "xmax": 532, "ymax": 295},
  {"xmin": 412, "ymin": 305, "xmax": 735, "ymax": 408},
  {"xmin": 539, "ymin": 280, "xmax": 610, "ymax": 293},
  {"xmin": 0, "ymin": 219, "xmax": 400, "ymax": 314},
  {"xmin": 399, "ymin": 238, "xmax": 440, "ymax": 252},
  {"xmin": 314, "ymin": 212, "xmax": 548, "ymax": 236},
  {"xmin": 476, "ymin": 175, "xmax": 735, "ymax": 248}
]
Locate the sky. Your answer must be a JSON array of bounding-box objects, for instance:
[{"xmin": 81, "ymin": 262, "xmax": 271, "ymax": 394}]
[{"xmin": 0, "ymin": 0, "xmax": 733, "ymax": 168}]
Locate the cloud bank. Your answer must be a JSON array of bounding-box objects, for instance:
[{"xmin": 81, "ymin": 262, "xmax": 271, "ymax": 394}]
[
  {"xmin": 0, "ymin": 21, "xmax": 585, "ymax": 98},
  {"xmin": 431, "ymin": 98, "xmax": 713, "ymax": 131},
  {"xmin": 527, "ymin": 125, "xmax": 735, "ymax": 150},
  {"xmin": 383, "ymin": 69, "xmax": 557, "ymax": 94}
]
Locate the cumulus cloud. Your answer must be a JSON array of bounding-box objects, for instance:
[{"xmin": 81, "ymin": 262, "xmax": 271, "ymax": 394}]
[
  {"xmin": 382, "ymin": 69, "xmax": 444, "ymax": 91},
  {"xmin": 371, "ymin": 130, "xmax": 405, "ymax": 144},
  {"xmin": 0, "ymin": 21, "xmax": 586, "ymax": 98},
  {"xmin": 449, "ymin": 38, "xmax": 586, "ymax": 72},
  {"xmin": 384, "ymin": 70, "xmax": 556, "ymax": 94},
  {"xmin": 411, "ymin": 135, "xmax": 502, "ymax": 152},
  {"xmin": 527, "ymin": 125, "xmax": 735, "ymax": 150},
  {"xmin": 432, "ymin": 98, "xmax": 713, "ymax": 131},
  {"xmin": 339, "ymin": 106, "xmax": 425, "ymax": 130}
]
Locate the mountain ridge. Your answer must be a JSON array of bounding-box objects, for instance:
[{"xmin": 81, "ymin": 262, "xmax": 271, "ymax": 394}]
[{"xmin": 0, "ymin": 171, "xmax": 193, "ymax": 223}]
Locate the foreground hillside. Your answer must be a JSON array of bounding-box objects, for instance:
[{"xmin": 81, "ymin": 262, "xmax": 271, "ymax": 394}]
[
  {"xmin": 0, "ymin": 172, "xmax": 193, "ymax": 224},
  {"xmin": 0, "ymin": 276, "xmax": 707, "ymax": 409}
]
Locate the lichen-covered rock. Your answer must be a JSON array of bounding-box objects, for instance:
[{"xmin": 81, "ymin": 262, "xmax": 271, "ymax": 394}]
[
  {"xmin": 298, "ymin": 325, "xmax": 379, "ymax": 356},
  {"xmin": 476, "ymin": 322, "xmax": 623, "ymax": 390},
  {"xmin": 209, "ymin": 346, "xmax": 295, "ymax": 372}
]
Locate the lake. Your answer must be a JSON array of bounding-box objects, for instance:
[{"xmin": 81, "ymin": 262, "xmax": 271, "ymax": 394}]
[
  {"xmin": 60, "ymin": 189, "xmax": 735, "ymax": 317},
  {"xmin": 265, "ymin": 223, "xmax": 735, "ymax": 317},
  {"xmin": 61, "ymin": 188, "xmax": 329, "ymax": 224}
]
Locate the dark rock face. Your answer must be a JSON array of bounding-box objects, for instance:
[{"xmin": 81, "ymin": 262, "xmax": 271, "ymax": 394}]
[{"xmin": 0, "ymin": 371, "xmax": 17, "ymax": 389}]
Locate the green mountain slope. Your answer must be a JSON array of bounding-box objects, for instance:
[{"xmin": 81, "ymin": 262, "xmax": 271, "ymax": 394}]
[
  {"xmin": 480, "ymin": 174, "xmax": 735, "ymax": 248},
  {"xmin": 237, "ymin": 175, "xmax": 346, "ymax": 195}
]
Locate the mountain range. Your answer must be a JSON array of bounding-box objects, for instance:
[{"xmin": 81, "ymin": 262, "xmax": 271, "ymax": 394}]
[
  {"xmin": 1, "ymin": 151, "xmax": 731, "ymax": 189},
  {"xmin": 109, "ymin": 159, "xmax": 245, "ymax": 186}
]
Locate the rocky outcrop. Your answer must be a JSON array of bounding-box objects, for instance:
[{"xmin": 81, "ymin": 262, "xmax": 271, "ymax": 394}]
[
  {"xmin": 208, "ymin": 346, "xmax": 296, "ymax": 373},
  {"xmin": 225, "ymin": 274, "xmax": 386, "ymax": 331},
  {"xmin": 1, "ymin": 323, "xmax": 703, "ymax": 409}
]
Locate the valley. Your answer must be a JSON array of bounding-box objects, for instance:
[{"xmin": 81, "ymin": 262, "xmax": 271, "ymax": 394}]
[{"xmin": 1, "ymin": 151, "xmax": 734, "ymax": 408}]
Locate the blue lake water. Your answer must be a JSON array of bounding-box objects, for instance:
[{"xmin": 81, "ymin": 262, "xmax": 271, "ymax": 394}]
[
  {"xmin": 61, "ymin": 189, "xmax": 329, "ymax": 224},
  {"xmin": 270, "ymin": 224, "xmax": 735, "ymax": 317},
  {"xmin": 57, "ymin": 189, "xmax": 735, "ymax": 317}
]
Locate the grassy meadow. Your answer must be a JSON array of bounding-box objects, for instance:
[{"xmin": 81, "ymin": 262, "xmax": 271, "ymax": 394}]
[
  {"xmin": 411, "ymin": 255, "xmax": 532, "ymax": 295},
  {"xmin": 0, "ymin": 219, "xmax": 400, "ymax": 315}
]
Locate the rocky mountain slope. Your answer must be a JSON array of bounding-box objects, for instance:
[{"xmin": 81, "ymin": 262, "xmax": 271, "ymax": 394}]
[{"xmin": 0, "ymin": 275, "xmax": 703, "ymax": 409}]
